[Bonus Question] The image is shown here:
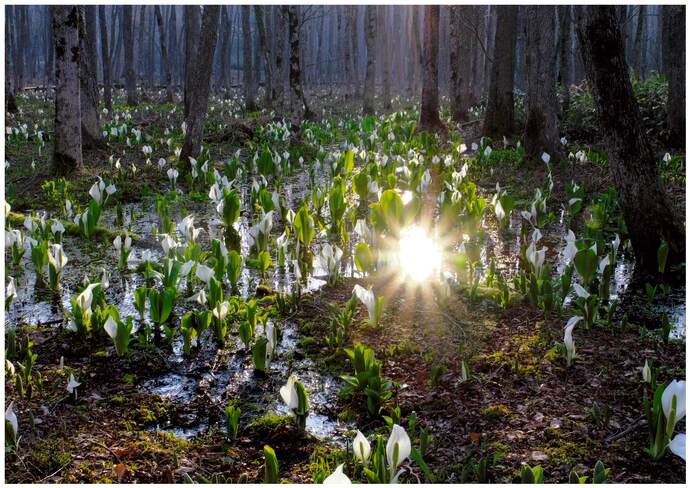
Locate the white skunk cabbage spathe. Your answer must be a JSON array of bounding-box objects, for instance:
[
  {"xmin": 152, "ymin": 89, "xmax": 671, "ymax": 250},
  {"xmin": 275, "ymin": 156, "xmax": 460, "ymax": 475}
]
[
  {"xmin": 386, "ymin": 424, "xmax": 411, "ymax": 474},
  {"xmin": 662, "ymin": 380, "xmax": 686, "ymax": 432},
  {"xmin": 353, "ymin": 430, "xmax": 371, "ymax": 465},
  {"xmin": 280, "ymin": 375, "xmax": 299, "ymax": 411},
  {"xmin": 323, "ymin": 464, "xmax": 351, "ymax": 484},
  {"xmin": 669, "ymin": 433, "xmax": 686, "ymax": 461}
]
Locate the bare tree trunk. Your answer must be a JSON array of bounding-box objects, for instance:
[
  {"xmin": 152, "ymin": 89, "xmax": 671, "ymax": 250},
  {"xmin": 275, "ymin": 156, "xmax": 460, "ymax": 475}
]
[
  {"xmin": 449, "ymin": 6, "xmax": 473, "ymax": 122},
  {"xmin": 180, "ymin": 6, "xmax": 220, "ymax": 166},
  {"xmin": 274, "ymin": 7, "xmax": 286, "ymax": 106},
  {"xmin": 123, "ymin": 5, "xmax": 137, "ymax": 105},
  {"xmin": 218, "ymin": 6, "xmax": 230, "ymax": 96},
  {"xmin": 52, "ymin": 5, "xmax": 82, "ymax": 174},
  {"xmin": 362, "ymin": 5, "xmax": 377, "ymax": 114},
  {"xmin": 168, "ymin": 7, "xmax": 179, "ymax": 88},
  {"xmin": 254, "ymin": 5, "xmax": 273, "ymax": 108},
  {"xmin": 46, "ymin": 7, "xmax": 55, "ymax": 87},
  {"xmin": 632, "ymin": 6, "xmax": 646, "ymax": 78},
  {"xmin": 183, "ymin": 5, "xmax": 200, "ymax": 118},
  {"xmin": 524, "ymin": 5, "xmax": 560, "ymax": 160},
  {"xmin": 241, "ymin": 5, "xmax": 257, "ymax": 111},
  {"xmin": 575, "ymin": 5, "xmax": 685, "ymax": 276},
  {"xmin": 16, "ymin": 6, "xmax": 27, "ymax": 90},
  {"xmin": 483, "ymin": 5, "xmax": 518, "ymax": 138},
  {"xmin": 557, "ymin": 6, "xmax": 572, "ymax": 115},
  {"xmin": 79, "ymin": 6, "xmax": 104, "ymax": 149},
  {"xmin": 283, "ymin": 6, "xmax": 311, "ymax": 119},
  {"xmin": 154, "ymin": 5, "xmax": 174, "ymax": 103},
  {"xmin": 666, "ymin": 5, "xmax": 685, "ymax": 149},
  {"xmin": 350, "ymin": 6, "xmax": 360, "ymax": 98},
  {"xmin": 5, "ymin": 8, "xmax": 18, "ymax": 113},
  {"xmin": 417, "ymin": 5, "xmax": 444, "ymax": 134},
  {"xmin": 98, "ymin": 5, "xmax": 112, "ymax": 111},
  {"xmin": 379, "ymin": 5, "xmax": 391, "ymax": 110},
  {"xmin": 137, "ymin": 6, "xmax": 146, "ymax": 89}
]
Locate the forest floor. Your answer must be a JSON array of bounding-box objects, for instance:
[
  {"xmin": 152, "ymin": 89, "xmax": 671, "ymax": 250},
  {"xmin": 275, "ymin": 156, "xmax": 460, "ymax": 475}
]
[{"xmin": 4, "ymin": 89, "xmax": 686, "ymax": 483}]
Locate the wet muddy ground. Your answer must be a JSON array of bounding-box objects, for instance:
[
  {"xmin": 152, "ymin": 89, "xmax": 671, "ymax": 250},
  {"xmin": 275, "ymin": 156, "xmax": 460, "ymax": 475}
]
[{"xmin": 4, "ymin": 93, "xmax": 685, "ymax": 483}]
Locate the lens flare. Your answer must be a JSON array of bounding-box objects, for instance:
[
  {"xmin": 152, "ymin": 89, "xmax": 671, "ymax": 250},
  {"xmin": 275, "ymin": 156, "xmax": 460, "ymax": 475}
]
[{"xmin": 397, "ymin": 226, "xmax": 442, "ymax": 282}]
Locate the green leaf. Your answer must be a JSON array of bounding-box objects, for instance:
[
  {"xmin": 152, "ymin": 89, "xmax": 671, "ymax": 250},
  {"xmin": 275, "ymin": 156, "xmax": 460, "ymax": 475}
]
[{"xmin": 354, "ymin": 241, "xmax": 375, "ymax": 273}]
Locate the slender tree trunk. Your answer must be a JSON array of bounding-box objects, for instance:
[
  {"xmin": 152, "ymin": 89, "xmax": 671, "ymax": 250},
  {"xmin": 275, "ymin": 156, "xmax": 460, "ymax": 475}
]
[
  {"xmin": 362, "ymin": 5, "xmax": 377, "ymax": 114},
  {"xmin": 417, "ymin": 5, "xmax": 444, "ymax": 134},
  {"xmin": 274, "ymin": 7, "xmax": 286, "ymax": 107},
  {"xmin": 16, "ymin": 6, "xmax": 26, "ymax": 90},
  {"xmin": 632, "ymin": 6, "xmax": 646, "ymax": 78},
  {"xmin": 168, "ymin": 7, "xmax": 178, "ymax": 88},
  {"xmin": 98, "ymin": 5, "xmax": 112, "ymax": 111},
  {"xmin": 575, "ymin": 5, "xmax": 685, "ymax": 276},
  {"xmin": 483, "ymin": 5, "xmax": 518, "ymax": 138},
  {"xmin": 79, "ymin": 6, "xmax": 104, "ymax": 149},
  {"xmin": 154, "ymin": 5, "xmax": 174, "ymax": 103},
  {"xmin": 350, "ymin": 6, "xmax": 360, "ymax": 98},
  {"xmin": 379, "ymin": 5, "xmax": 391, "ymax": 110},
  {"xmin": 183, "ymin": 5, "xmax": 200, "ymax": 118},
  {"xmin": 283, "ymin": 6, "xmax": 311, "ymax": 119},
  {"xmin": 449, "ymin": 6, "xmax": 470, "ymax": 122},
  {"xmin": 52, "ymin": 5, "xmax": 83, "ymax": 174},
  {"xmin": 137, "ymin": 6, "xmax": 146, "ymax": 88},
  {"xmin": 666, "ymin": 5, "xmax": 685, "ymax": 149},
  {"xmin": 557, "ymin": 6, "xmax": 572, "ymax": 115},
  {"xmin": 180, "ymin": 6, "xmax": 220, "ymax": 166},
  {"xmin": 254, "ymin": 5, "xmax": 273, "ymax": 108},
  {"xmin": 5, "ymin": 9, "xmax": 18, "ymax": 113},
  {"xmin": 524, "ymin": 5, "xmax": 560, "ymax": 160},
  {"xmin": 241, "ymin": 5, "xmax": 257, "ymax": 111},
  {"xmin": 218, "ymin": 6, "xmax": 230, "ymax": 96},
  {"xmin": 46, "ymin": 7, "xmax": 55, "ymax": 87},
  {"xmin": 123, "ymin": 5, "xmax": 137, "ymax": 105}
]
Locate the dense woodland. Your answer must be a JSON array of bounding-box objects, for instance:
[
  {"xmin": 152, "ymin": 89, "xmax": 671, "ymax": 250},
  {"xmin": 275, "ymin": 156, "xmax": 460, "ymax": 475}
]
[{"xmin": 3, "ymin": 4, "xmax": 687, "ymax": 485}]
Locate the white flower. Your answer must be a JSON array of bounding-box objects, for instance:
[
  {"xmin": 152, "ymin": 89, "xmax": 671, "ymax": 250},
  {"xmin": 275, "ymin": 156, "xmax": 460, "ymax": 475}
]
[
  {"xmin": 195, "ymin": 264, "xmax": 215, "ymax": 284},
  {"xmin": 51, "ymin": 219, "xmax": 65, "ymax": 236},
  {"xmin": 212, "ymin": 301, "xmax": 230, "ymax": 320},
  {"xmin": 669, "ymin": 433, "xmax": 686, "ymax": 461},
  {"xmin": 662, "ymin": 380, "xmax": 686, "ymax": 431},
  {"xmin": 66, "ymin": 373, "xmax": 81, "ymax": 395},
  {"xmin": 104, "ymin": 316, "xmax": 118, "ymax": 340},
  {"xmin": 5, "ymin": 401, "xmax": 18, "ymax": 438},
  {"xmin": 280, "ymin": 375, "xmax": 299, "ymax": 411},
  {"xmin": 188, "ymin": 289, "xmax": 207, "ymax": 306},
  {"xmin": 76, "ymin": 283, "xmax": 100, "ymax": 312},
  {"xmin": 526, "ymin": 242, "xmax": 546, "ymax": 276},
  {"xmin": 160, "ymin": 234, "xmax": 177, "ymax": 256},
  {"xmin": 386, "ymin": 424, "xmax": 411, "ymax": 473},
  {"xmin": 167, "ymin": 167, "xmax": 179, "ymax": 185},
  {"xmin": 642, "ymin": 359, "xmax": 652, "ymax": 383},
  {"xmin": 573, "ymin": 283, "xmax": 590, "ymax": 299},
  {"xmin": 541, "ymin": 152, "xmax": 551, "ymax": 164},
  {"xmin": 564, "ymin": 316, "xmax": 581, "ymax": 366},
  {"xmin": 179, "ymin": 260, "xmax": 194, "ymax": 277},
  {"xmin": 179, "ymin": 215, "xmax": 201, "ymax": 243},
  {"xmin": 6, "ymin": 277, "xmax": 17, "ymax": 302},
  {"xmin": 353, "ymin": 430, "xmax": 371, "ymax": 465},
  {"xmin": 563, "ymin": 230, "xmax": 578, "ymax": 264},
  {"xmin": 353, "ymin": 285, "xmax": 377, "ymax": 323},
  {"xmin": 48, "ymin": 244, "xmax": 68, "ymax": 272},
  {"xmin": 323, "ymin": 464, "xmax": 351, "ymax": 484}
]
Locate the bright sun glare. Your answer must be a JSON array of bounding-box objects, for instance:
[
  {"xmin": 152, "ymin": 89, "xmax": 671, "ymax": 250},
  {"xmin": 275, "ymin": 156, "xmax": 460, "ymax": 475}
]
[{"xmin": 397, "ymin": 226, "xmax": 442, "ymax": 283}]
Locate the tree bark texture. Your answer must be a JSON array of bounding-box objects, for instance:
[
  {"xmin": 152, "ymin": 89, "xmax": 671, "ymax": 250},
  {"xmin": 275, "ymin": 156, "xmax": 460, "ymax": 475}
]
[
  {"xmin": 180, "ymin": 6, "xmax": 221, "ymax": 166},
  {"xmin": 483, "ymin": 5, "xmax": 518, "ymax": 138},
  {"xmin": 575, "ymin": 5, "xmax": 685, "ymax": 275},
  {"xmin": 52, "ymin": 5, "xmax": 83, "ymax": 174},
  {"xmin": 524, "ymin": 5, "xmax": 560, "ymax": 160}
]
